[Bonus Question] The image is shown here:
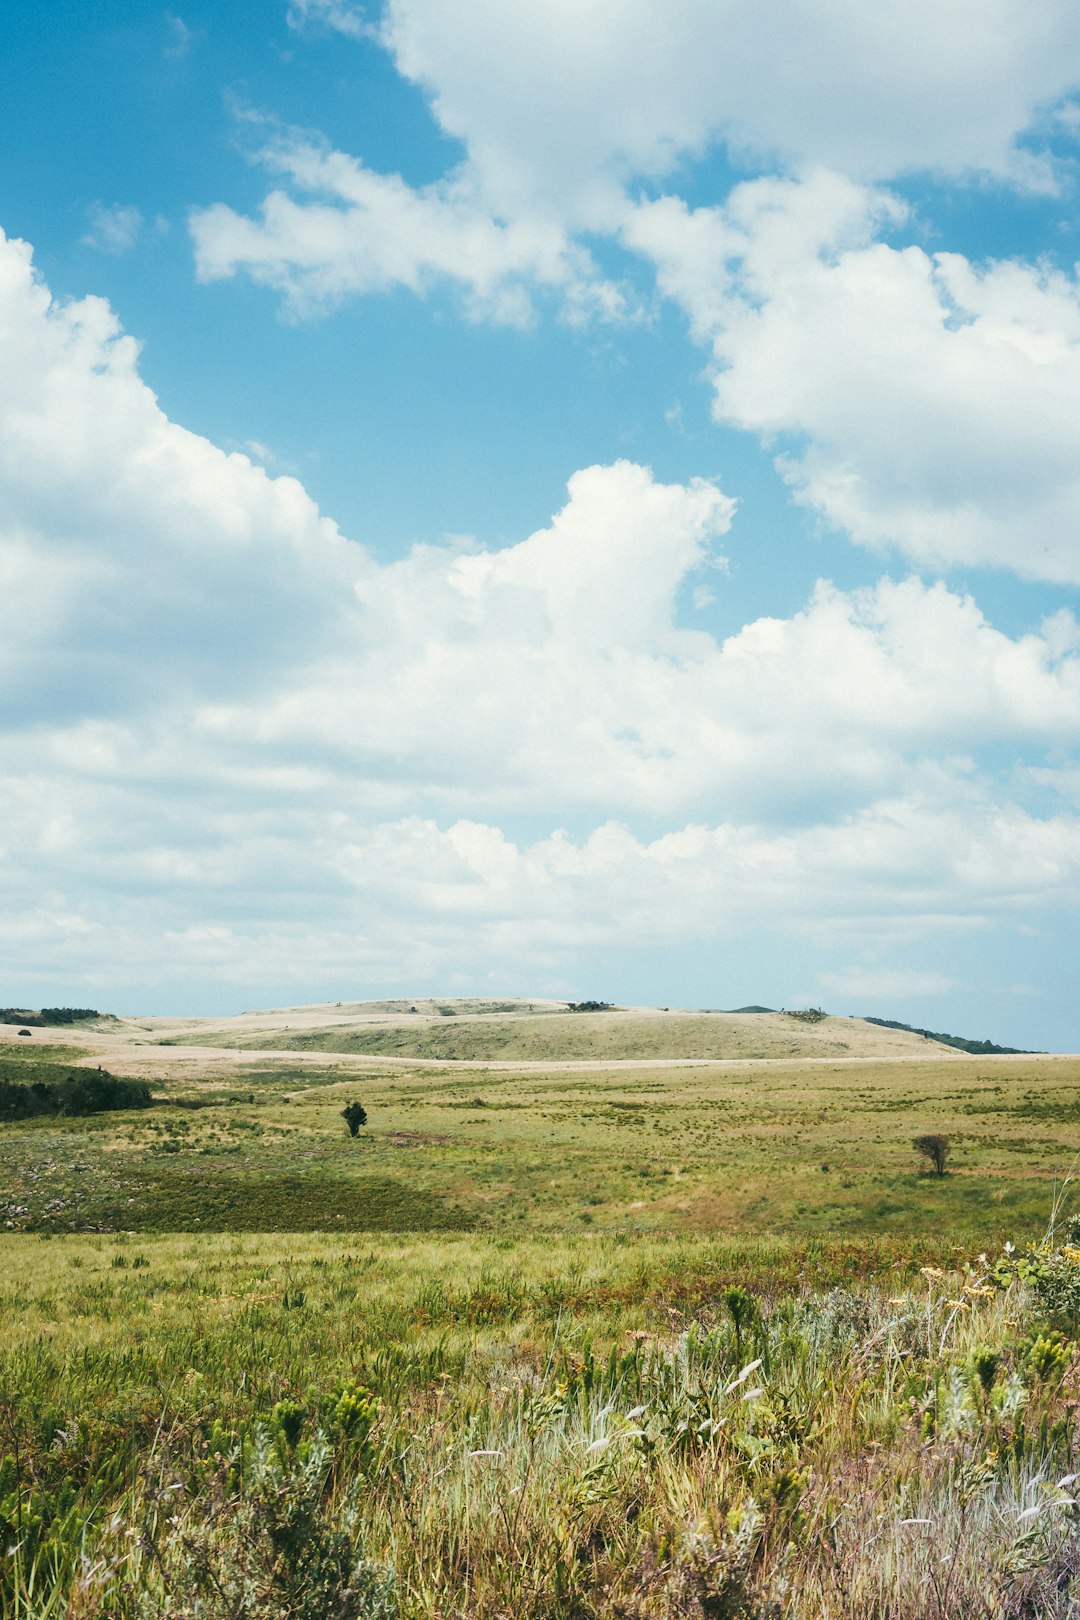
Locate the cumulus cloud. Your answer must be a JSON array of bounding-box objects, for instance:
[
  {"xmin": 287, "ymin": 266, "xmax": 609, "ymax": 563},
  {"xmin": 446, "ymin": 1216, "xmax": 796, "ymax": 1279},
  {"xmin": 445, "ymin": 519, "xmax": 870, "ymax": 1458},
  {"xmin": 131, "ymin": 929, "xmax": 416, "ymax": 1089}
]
[
  {"xmin": 5, "ymin": 774, "xmax": 1080, "ymax": 995},
  {"xmin": 380, "ymin": 0, "xmax": 1080, "ymax": 207},
  {"xmin": 6, "ymin": 224, "xmax": 1080, "ymax": 802},
  {"xmin": 329, "ymin": 793, "xmax": 1080, "ymax": 948},
  {"xmin": 192, "ymin": 0, "xmax": 1080, "ymax": 324},
  {"xmin": 0, "ymin": 228, "xmax": 355, "ymax": 723},
  {"xmin": 190, "ymin": 121, "xmax": 625, "ymax": 325},
  {"xmin": 626, "ymin": 169, "xmax": 1080, "ymax": 583},
  {"xmin": 5, "ymin": 229, "xmax": 1080, "ymax": 996},
  {"xmin": 182, "ymin": 6, "xmax": 1080, "ymax": 598},
  {"xmin": 202, "ymin": 562, "xmax": 1080, "ymax": 826}
]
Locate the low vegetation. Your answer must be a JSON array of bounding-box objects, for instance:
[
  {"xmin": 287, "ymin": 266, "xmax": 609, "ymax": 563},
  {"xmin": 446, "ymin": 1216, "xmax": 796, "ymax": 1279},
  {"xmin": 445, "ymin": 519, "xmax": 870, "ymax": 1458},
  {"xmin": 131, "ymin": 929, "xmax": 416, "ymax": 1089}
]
[
  {"xmin": 2, "ymin": 1007, "xmax": 1078, "ymax": 1614},
  {"xmin": 166, "ymin": 1006, "xmax": 952, "ymax": 1063},
  {"xmin": 0, "ymin": 1007, "xmax": 106, "ymax": 1028},
  {"xmin": 0, "ymin": 1068, "xmax": 151, "ymax": 1120},
  {"xmin": 864, "ymin": 1015, "xmax": 1036, "ymax": 1056},
  {"xmin": 913, "ymin": 1132, "xmax": 951, "ymax": 1177},
  {"xmin": 5, "ymin": 1222, "xmax": 1080, "ymax": 1616},
  {"xmin": 1, "ymin": 1043, "xmax": 1076, "ymax": 1239}
]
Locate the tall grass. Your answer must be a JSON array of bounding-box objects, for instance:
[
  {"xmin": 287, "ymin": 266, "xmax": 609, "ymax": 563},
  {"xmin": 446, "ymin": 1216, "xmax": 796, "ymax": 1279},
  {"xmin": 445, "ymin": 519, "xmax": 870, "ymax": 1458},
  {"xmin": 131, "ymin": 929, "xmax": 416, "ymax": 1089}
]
[{"xmin": 3, "ymin": 1229, "xmax": 1080, "ymax": 1615}]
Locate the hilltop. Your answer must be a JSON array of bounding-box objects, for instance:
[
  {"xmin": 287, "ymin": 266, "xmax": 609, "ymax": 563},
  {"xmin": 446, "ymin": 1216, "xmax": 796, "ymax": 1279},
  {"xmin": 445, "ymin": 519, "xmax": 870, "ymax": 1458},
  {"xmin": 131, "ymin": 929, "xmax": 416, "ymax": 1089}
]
[{"xmin": 15, "ymin": 997, "xmax": 967, "ymax": 1069}]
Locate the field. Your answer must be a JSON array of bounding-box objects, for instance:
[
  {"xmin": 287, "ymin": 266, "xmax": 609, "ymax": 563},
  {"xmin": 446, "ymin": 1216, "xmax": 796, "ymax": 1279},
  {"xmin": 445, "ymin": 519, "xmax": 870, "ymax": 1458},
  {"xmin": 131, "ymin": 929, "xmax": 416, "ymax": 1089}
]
[
  {"xmin": 140, "ymin": 1004, "xmax": 958, "ymax": 1065},
  {"xmin": 4, "ymin": 1004, "xmax": 1080, "ymax": 1616},
  {"xmin": 1, "ymin": 1006, "xmax": 1074, "ymax": 1241}
]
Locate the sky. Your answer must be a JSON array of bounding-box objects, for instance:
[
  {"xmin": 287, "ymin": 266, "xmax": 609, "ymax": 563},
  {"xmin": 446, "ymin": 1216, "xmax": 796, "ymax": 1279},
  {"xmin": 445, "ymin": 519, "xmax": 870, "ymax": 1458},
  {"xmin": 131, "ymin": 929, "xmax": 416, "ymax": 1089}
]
[{"xmin": 4, "ymin": 2, "xmax": 1080, "ymax": 1044}]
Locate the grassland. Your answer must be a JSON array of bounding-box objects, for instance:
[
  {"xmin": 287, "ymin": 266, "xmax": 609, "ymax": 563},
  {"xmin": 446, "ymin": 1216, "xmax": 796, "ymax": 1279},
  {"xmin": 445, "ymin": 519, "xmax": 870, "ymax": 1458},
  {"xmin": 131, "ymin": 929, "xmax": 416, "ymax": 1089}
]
[
  {"xmin": 149, "ymin": 1007, "xmax": 951, "ymax": 1064},
  {"xmin": 2, "ymin": 1027, "xmax": 1077, "ymax": 1240},
  {"xmin": 4, "ymin": 1006, "xmax": 1080, "ymax": 1615}
]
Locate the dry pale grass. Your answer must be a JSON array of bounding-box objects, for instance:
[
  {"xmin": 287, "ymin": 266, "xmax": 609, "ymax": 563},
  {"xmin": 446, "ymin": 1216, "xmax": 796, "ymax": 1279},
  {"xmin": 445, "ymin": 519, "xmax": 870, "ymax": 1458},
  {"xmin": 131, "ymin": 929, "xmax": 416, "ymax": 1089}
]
[{"xmin": 1, "ymin": 1000, "xmax": 978, "ymax": 1076}]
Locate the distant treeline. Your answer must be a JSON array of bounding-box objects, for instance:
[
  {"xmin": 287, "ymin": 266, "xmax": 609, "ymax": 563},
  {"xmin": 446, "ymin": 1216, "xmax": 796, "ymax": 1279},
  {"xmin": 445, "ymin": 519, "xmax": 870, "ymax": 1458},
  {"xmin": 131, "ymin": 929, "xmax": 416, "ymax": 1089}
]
[
  {"xmin": 0, "ymin": 1007, "xmax": 105, "ymax": 1027},
  {"xmin": 565, "ymin": 1001, "xmax": 615, "ymax": 1013},
  {"xmin": 0, "ymin": 1069, "xmax": 152, "ymax": 1120},
  {"xmin": 862, "ymin": 1016, "xmax": 1036, "ymax": 1056}
]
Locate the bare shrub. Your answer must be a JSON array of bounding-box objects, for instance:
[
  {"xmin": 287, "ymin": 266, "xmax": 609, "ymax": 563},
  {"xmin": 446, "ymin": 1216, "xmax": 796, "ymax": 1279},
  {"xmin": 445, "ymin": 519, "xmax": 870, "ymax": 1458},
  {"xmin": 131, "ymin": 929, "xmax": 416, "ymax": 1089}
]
[{"xmin": 913, "ymin": 1133, "xmax": 950, "ymax": 1176}]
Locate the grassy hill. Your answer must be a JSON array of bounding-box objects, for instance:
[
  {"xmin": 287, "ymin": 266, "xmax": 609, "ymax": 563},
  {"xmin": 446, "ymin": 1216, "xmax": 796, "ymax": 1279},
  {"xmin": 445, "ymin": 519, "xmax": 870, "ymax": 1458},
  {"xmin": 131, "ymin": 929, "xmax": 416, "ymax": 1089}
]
[
  {"xmin": 152, "ymin": 1004, "xmax": 955, "ymax": 1063},
  {"xmin": 862, "ymin": 1013, "xmax": 1037, "ymax": 1055}
]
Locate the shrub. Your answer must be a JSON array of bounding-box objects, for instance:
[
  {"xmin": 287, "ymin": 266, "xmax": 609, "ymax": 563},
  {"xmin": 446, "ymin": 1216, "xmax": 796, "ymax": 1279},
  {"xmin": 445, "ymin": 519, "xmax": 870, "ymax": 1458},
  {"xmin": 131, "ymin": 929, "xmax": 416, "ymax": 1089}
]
[
  {"xmin": 341, "ymin": 1102, "xmax": 368, "ymax": 1138},
  {"xmin": 138, "ymin": 1427, "xmax": 397, "ymax": 1619},
  {"xmin": 0, "ymin": 1070, "xmax": 152, "ymax": 1120},
  {"xmin": 616, "ymin": 1509, "xmax": 765, "ymax": 1619},
  {"xmin": 61, "ymin": 1071, "xmax": 153, "ymax": 1115},
  {"xmin": 913, "ymin": 1132, "xmax": 950, "ymax": 1176},
  {"xmin": 1022, "ymin": 1328, "xmax": 1072, "ymax": 1383},
  {"xmin": 0, "ymin": 1006, "xmax": 102, "ymax": 1027}
]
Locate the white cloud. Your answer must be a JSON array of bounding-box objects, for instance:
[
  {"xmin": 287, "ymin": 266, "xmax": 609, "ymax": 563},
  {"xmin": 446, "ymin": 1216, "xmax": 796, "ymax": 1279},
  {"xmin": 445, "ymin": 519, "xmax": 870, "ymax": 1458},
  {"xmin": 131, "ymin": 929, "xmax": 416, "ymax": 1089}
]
[
  {"xmin": 181, "ymin": 5, "xmax": 1080, "ymax": 604},
  {"xmin": 193, "ymin": 1, "xmax": 1080, "ymax": 325},
  {"xmin": 8, "ymin": 222, "xmax": 1080, "ymax": 803},
  {"xmin": 626, "ymin": 170, "xmax": 1080, "ymax": 583},
  {"xmin": 380, "ymin": 0, "xmax": 1080, "ymax": 206},
  {"xmin": 190, "ymin": 121, "xmax": 625, "ymax": 324},
  {"xmin": 201, "ymin": 560, "xmax": 1080, "ymax": 826},
  {"xmin": 0, "ymin": 229, "xmax": 354, "ymax": 720},
  {"xmin": 6, "ymin": 229, "xmax": 1080, "ymax": 996},
  {"xmin": 81, "ymin": 202, "xmax": 144, "ymax": 256},
  {"xmin": 346, "ymin": 795, "xmax": 1080, "ymax": 945},
  {"xmin": 163, "ymin": 14, "xmax": 196, "ymax": 58},
  {"xmin": 5, "ymin": 778, "xmax": 1080, "ymax": 995}
]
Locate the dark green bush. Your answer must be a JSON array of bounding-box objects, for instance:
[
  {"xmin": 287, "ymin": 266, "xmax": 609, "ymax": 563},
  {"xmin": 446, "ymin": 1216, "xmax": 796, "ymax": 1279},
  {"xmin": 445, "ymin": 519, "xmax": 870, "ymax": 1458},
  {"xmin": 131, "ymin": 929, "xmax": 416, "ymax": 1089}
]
[
  {"xmin": 0, "ymin": 1070, "xmax": 152, "ymax": 1120},
  {"xmin": 0, "ymin": 1007, "xmax": 102, "ymax": 1027},
  {"xmin": 341, "ymin": 1101, "xmax": 368, "ymax": 1137}
]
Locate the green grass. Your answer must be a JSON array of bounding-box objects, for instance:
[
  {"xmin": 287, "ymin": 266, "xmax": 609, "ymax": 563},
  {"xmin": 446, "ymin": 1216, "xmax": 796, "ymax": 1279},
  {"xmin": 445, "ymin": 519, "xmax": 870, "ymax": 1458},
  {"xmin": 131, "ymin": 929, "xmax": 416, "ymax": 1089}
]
[
  {"xmin": 0, "ymin": 1043, "xmax": 89, "ymax": 1083},
  {"xmin": 6, "ymin": 1042, "xmax": 1080, "ymax": 1614},
  {"xmin": 3, "ymin": 1226, "xmax": 1080, "ymax": 1616},
  {"xmin": 3, "ymin": 1052, "xmax": 1077, "ymax": 1241},
  {"xmin": 109, "ymin": 1169, "xmax": 471, "ymax": 1233}
]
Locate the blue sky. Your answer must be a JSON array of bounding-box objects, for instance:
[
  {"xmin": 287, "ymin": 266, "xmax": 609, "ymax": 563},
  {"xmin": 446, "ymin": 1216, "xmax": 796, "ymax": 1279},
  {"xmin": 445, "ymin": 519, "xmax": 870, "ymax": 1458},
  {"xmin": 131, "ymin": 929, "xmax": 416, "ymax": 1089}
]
[{"xmin": 4, "ymin": 0, "xmax": 1080, "ymax": 1045}]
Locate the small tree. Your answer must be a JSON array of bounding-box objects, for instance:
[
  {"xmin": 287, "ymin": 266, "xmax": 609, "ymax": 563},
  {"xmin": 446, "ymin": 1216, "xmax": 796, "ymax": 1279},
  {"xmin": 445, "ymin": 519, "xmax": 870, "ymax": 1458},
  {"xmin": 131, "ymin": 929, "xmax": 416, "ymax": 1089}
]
[
  {"xmin": 913, "ymin": 1133, "xmax": 950, "ymax": 1177},
  {"xmin": 341, "ymin": 1101, "xmax": 368, "ymax": 1138}
]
